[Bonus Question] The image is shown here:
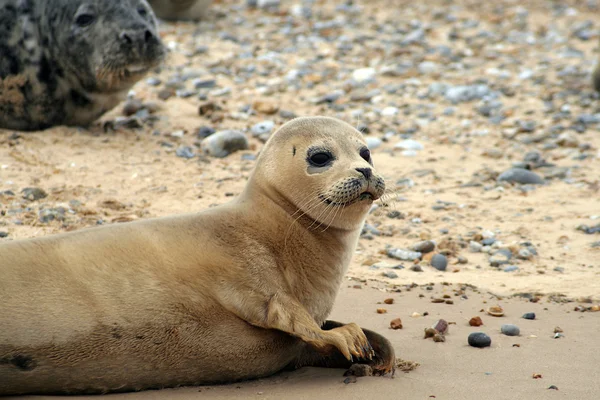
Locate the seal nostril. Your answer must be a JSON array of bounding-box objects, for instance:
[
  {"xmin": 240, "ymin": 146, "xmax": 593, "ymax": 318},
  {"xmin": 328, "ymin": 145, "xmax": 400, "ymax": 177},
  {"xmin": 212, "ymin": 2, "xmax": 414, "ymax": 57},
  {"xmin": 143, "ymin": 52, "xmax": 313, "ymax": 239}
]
[
  {"xmin": 120, "ymin": 32, "xmax": 132, "ymax": 45},
  {"xmin": 144, "ymin": 30, "xmax": 153, "ymax": 43},
  {"xmin": 356, "ymin": 168, "xmax": 372, "ymax": 180}
]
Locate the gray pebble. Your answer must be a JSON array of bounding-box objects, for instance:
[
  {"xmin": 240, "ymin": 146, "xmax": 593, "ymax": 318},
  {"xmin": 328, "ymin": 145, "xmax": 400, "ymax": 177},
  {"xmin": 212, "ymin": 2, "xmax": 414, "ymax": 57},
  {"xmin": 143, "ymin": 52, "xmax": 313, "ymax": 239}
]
[
  {"xmin": 21, "ymin": 187, "xmax": 47, "ymax": 201},
  {"xmin": 387, "ymin": 248, "xmax": 422, "ymax": 261},
  {"xmin": 501, "ymin": 324, "xmax": 520, "ymax": 336},
  {"xmin": 410, "ymin": 265, "xmax": 423, "ymax": 272},
  {"xmin": 382, "ymin": 270, "xmax": 398, "ymax": 279},
  {"xmin": 469, "ymin": 241, "xmax": 483, "ymax": 252},
  {"xmin": 201, "ymin": 130, "xmax": 249, "ymax": 158},
  {"xmin": 522, "ymin": 313, "xmax": 536, "ymax": 320},
  {"xmin": 365, "ymin": 137, "xmax": 382, "ymax": 150},
  {"xmin": 468, "ymin": 332, "xmax": 491, "ymax": 348},
  {"xmin": 176, "ymin": 146, "xmax": 196, "ymax": 159},
  {"xmin": 430, "ymin": 254, "xmax": 447, "ymax": 271},
  {"xmin": 0, "ymin": 231, "xmax": 8, "ymax": 238},
  {"xmin": 498, "ymin": 168, "xmax": 544, "ymax": 185},
  {"xmin": 503, "ymin": 265, "xmax": 519, "ymax": 272},
  {"xmin": 251, "ymin": 120, "xmax": 275, "ymax": 137}
]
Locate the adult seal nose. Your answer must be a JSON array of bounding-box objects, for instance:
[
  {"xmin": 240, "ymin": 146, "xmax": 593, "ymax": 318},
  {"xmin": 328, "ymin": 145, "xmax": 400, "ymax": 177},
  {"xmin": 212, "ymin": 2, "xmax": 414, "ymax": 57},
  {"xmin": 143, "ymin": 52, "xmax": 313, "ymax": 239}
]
[{"xmin": 119, "ymin": 28, "xmax": 158, "ymax": 50}]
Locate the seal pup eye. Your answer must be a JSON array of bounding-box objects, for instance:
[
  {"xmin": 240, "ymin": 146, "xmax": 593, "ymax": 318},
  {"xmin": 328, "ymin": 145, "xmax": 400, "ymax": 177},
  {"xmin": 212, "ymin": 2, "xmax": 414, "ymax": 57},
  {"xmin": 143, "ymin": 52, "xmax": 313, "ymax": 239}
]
[
  {"xmin": 308, "ymin": 152, "xmax": 332, "ymax": 167},
  {"xmin": 360, "ymin": 148, "xmax": 371, "ymax": 162},
  {"xmin": 138, "ymin": 7, "xmax": 148, "ymax": 17},
  {"xmin": 75, "ymin": 14, "xmax": 96, "ymax": 27}
]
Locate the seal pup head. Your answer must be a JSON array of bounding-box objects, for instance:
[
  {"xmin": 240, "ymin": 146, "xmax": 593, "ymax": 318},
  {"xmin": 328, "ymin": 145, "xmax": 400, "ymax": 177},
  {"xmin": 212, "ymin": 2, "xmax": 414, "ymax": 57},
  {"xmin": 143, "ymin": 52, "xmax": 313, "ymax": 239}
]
[
  {"xmin": 44, "ymin": 0, "xmax": 165, "ymax": 92},
  {"xmin": 250, "ymin": 116, "xmax": 386, "ymax": 231}
]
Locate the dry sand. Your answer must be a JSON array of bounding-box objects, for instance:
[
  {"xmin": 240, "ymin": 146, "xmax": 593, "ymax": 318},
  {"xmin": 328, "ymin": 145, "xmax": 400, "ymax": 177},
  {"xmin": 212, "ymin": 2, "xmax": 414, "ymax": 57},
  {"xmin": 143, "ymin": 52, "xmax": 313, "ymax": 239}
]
[{"xmin": 1, "ymin": 0, "xmax": 600, "ymax": 398}]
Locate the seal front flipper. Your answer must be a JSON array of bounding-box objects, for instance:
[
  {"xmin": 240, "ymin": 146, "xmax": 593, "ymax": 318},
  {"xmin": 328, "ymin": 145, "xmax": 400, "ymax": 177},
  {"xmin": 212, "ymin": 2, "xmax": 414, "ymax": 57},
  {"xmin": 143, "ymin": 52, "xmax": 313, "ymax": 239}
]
[
  {"xmin": 288, "ymin": 320, "xmax": 396, "ymax": 377},
  {"xmin": 218, "ymin": 291, "xmax": 371, "ymax": 361}
]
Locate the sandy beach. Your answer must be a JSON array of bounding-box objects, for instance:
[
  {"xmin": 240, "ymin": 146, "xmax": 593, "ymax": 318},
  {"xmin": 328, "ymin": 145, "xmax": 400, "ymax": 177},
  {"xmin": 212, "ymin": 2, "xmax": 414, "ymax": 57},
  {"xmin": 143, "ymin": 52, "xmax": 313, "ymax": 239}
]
[{"xmin": 1, "ymin": 0, "xmax": 599, "ymax": 398}]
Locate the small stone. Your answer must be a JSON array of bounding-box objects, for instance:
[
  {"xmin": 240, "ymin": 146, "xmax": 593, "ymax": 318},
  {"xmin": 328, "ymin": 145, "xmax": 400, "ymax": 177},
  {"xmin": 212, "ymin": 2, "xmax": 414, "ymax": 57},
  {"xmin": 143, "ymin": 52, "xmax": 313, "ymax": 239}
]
[
  {"xmin": 432, "ymin": 333, "xmax": 445, "ymax": 342},
  {"xmin": 548, "ymin": 385, "xmax": 559, "ymax": 390},
  {"xmin": 468, "ymin": 332, "xmax": 491, "ymax": 348},
  {"xmin": 554, "ymin": 326, "xmax": 563, "ymax": 333},
  {"xmin": 201, "ymin": 130, "xmax": 249, "ymax": 158},
  {"xmin": 469, "ymin": 316, "xmax": 483, "ymax": 327},
  {"xmin": 253, "ymin": 100, "xmax": 279, "ymax": 114},
  {"xmin": 411, "ymin": 312, "xmax": 422, "ymax": 318},
  {"xmin": 503, "ymin": 265, "xmax": 519, "ymax": 272},
  {"xmin": 384, "ymin": 298, "xmax": 394, "ymax": 305},
  {"xmin": 352, "ymin": 67, "xmax": 376, "ymax": 83},
  {"xmin": 497, "ymin": 168, "xmax": 544, "ymax": 185},
  {"xmin": 390, "ymin": 318, "xmax": 403, "ymax": 330},
  {"xmin": 554, "ymin": 333, "xmax": 564, "ymax": 339},
  {"xmin": 122, "ymin": 99, "xmax": 143, "ymax": 116},
  {"xmin": 487, "ymin": 306, "xmax": 504, "ymax": 317},
  {"xmin": 21, "ymin": 187, "xmax": 47, "ymax": 201},
  {"xmin": 469, "ymin": 241, "xmax": 483, "ymax": 252},
  {"xmin": 532, "ymin": 373, "xmax": 542, "ymax": 379},
  {"xmin": 382, "ymin": 270, "xmax": 398, "ymax": 279},
  {"xmin": 175, "ymin": 146, "xmax": 195, "ymax": 159},
  {"xmin": 424, "ymin": 328, "xmax": 437, "ymax": 338},
  {"xmin": 522, "ymin": 312, "xmax": 536, "ymax": 320},
  {"xmin": 394, "ymin": 139, "xmax": 424, "ymax": 151},
  {"xmin": 343, "ymin": 376, "xmax": 357, "ymax": 384},
  {"xmin": 501, "ymin": 324, "xmax": 520, "ymax": 336},
  {"xmin": 433, "ymin": 319, "xmax": 448, "ymax": 334},
  {"xmin": 387, "ymin": 248, "xmax": 422, "ymax": 261},
  {"xmin": 376, "ymin": 308, "xmax": 387, "ymax": 314},
  {"xmin": 196, "ymin": 126, "xmax": 216, "ymax": 139},
  {"xmin": 251, "ymin": 120, "xmax": 275, "ymax": 137},
  {"xmin": 430, "ymin": 254, "xmax": 447, "ymax": 271},
  {"xmin": 410, "ymin": 265, "xmax": 423, "ymax": 272},
  {"xmin": 412, "ymin": 240, "xmax": 435, "ymax": 253}
]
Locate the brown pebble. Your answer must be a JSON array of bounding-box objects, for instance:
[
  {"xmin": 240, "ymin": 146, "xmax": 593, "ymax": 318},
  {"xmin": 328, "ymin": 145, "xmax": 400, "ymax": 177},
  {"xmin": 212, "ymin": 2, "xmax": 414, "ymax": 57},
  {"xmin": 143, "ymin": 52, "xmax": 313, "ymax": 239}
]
[
  {"xmin": 554, "ymin": 326, "xmax": 563, "ymax": 333},
  {"xmin": 486, "ymin": 305, "xmax": 504, "ymax": 317},
  {"xmin": 253, "ymin": 100, "xmax": 279, "ymax": 114},
  {"xmin": 442, "ymin": 294, "xmax": 451, "ymax": 299},
  {"xmin": 591, "ymin": 305, "xmax": 600, "ymax": 312},
  {"xmin": 390, "ymin": 318, "xmax": 403, "ymax": 330},
  {"xmin": 469, "ymin": 316, "xmax": 483, "ymax": 327},
  {"xmin": 445, "ymin": 300, "xmax": 454, "ymax": 305},
  {"xmin": 424, "ymin": 328, "xmax": 437, "ymax": 339},
  {"xmin": 432, "ymin": 333, "xmax": 445, "ymax": 342},
  {"xmin": 532, "ymin": 373, "xmax": 542, "ymax": 379},
  {"xmin": 376, "ymin": 308, "xmax": 387, "ymax": 314},
  {"xmin": 512, "ymin": 344, "xmax": 521, "ymax": 347},
  {"xmin": 352, "ymin": 285, "xmax": 362, "ymax": 289},
  {"xmin": 432, "ymin": 319, "xmax": 448, "ymax": 334},
  {"xmin": 384, "ymin": 298, "xmax": 394, "ymax": 304},
  {"xmin": 431, "ymin": 298, "xmax": 445, "ymax": 303}
]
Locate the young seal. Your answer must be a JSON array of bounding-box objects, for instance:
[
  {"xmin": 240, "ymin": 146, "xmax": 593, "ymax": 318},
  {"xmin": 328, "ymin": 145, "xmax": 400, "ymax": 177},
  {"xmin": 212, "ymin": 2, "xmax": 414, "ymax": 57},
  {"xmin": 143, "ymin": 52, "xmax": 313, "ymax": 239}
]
[
  {"xmin": 0, "ymin": 0, "xmax": 165, "ymax": 131},
  {"xmin": 148, "ymin": 0, "xmax": 212, "ymax": 21},
  {"xmin": 0, "ymin": 116, "xmax": 396, "ymax": 395}
]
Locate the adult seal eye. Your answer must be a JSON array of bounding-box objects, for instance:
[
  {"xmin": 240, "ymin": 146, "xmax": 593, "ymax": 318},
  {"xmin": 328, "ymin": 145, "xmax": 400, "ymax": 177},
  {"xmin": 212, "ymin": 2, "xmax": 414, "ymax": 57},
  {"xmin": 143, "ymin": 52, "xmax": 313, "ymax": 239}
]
[
  {"xmin": 360, "ymin": 148, "xmax": 371, "ymax": 162},
  {"xmin": 138, "ymin": 7, "xmax": 147, "ymax": 17},
  {"xmin": 75, "ymin": 14, "xmax": 95, "ymax": 27},
  {"xmin": 309, "ymin": 152, "xmax": 332, "ymax": 167}
]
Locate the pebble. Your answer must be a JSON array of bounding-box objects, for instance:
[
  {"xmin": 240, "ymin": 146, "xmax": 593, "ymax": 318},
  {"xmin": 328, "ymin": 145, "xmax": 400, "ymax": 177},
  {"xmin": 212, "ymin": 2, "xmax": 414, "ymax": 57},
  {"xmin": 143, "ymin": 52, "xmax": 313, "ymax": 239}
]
[
  {"xmin": 522, "ymin": 312, "xmax": 536, "ymax": 320},
  {"xmin": 430, "ymin": 254, "xmax": 448, "ymax": 271},
  {"xmin": 387, "ymin": 248, "xmax": 422, "ymax": 261},
  {"xmin": 497, "ymin": 168, "xmax": 544, "ymax": 185},
  {"xmin": 412, "ymin": 240, "xmax": 435, "ymax": 253},
  {"xmin": 469, "ymin": 241, "xmax": 483, "ymax": 252},
  {"xmin": 250, "ymin": 120, "xmax": 275, "ymax": 137},
  {"xmin": 501, "ymin": 324, "xmax": 520, "ymax": 336},
  {"xmin": 365, "ymin": 137, "xmax": 382, "ymax": 150},
  {"xmin": 382, "ymin": 270, "xmax": 398, "ymax": 279},
  {"xmin": 352, "ymin": 67, "xmax": 376, "ymax": 83},
  {"xmin": 175, "ymin": 146, "xmax": 195, "ymax": 159},
  {"xmin": 390, "ymin": 318, "xmax": 403, "ymax": 330},
  {"xmin": 468, "ymin": 332, "xmax": 492, "ymax": 348},
  {"xmin": 21, "ymin": 187, "xmax": 47, "ymax": 201},
  {"xmin": 433, "ymin": 319, "xmax": 448, "ymax": 334},
  {"xmin": 0, "ymin": 232, "xmax": 8, "ymax": 238},
  {"xmin": 503, "ymin": 265, "xmax": 519, "ymax": 272},
  {"xmin": 394, "ymin": 139, "xmax": 424, "ymax": 151},
  {"xmin": 444, "ymin": 85, "xmax": 494, "ymax": 103},
  {"xmin": 469, "ymin": 316, "xmax": 483, "ymax": 327},
  {"xmin": 201, "ymin": 130, "xmax": 249, "ymax": 158}
]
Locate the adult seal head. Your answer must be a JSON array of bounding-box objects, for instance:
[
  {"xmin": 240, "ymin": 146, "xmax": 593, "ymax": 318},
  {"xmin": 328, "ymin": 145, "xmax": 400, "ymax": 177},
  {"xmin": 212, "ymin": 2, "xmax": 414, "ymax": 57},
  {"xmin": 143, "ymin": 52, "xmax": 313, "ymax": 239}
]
[
  {"xmin": 148, "ymin": 0, "xmax": 212, "ymax": 21},
  {"xmin": 0, "ymin": 116, "xmax": 395, "ymax": 395},
  {"xmin": 0, "ymin": 0, "xmax": 165, "ymax": 131}
]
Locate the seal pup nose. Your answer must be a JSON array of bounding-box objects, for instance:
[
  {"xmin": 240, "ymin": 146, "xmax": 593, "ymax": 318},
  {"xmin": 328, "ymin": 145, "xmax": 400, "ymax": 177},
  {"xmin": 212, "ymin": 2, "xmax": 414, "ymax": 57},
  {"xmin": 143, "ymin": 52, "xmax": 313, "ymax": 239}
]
[{"xmin": 355, "ymin": 168, "xmax": 372, "ymax": 180}]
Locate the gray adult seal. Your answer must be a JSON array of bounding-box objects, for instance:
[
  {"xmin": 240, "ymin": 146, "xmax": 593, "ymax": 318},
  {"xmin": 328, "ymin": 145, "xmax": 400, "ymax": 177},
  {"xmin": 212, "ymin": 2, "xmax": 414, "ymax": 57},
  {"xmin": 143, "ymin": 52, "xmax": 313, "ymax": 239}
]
[
  {"xmin": 0, "ymin": 116, "xmax": 395, "ymax": 395},
  {"xmin": 148, "ymin": 0, "xmax": 212, "ymax": 21},
  {"xmin": 0, "ymin": 0, "xmax": 165, "ymax": 131}
]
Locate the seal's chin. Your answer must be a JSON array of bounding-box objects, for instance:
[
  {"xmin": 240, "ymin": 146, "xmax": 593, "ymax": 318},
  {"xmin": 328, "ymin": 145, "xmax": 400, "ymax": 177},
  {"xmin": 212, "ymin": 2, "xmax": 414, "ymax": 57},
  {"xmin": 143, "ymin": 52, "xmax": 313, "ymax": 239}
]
[{"xmin": 123, "ymin": 65, "xmax": 150, "ymax": 78}]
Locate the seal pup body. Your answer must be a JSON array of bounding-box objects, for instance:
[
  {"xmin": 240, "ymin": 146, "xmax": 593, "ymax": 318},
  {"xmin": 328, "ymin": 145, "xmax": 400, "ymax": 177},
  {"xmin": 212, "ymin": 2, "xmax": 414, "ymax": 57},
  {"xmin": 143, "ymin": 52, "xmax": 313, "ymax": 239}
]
[
  {"xmin": 0, "ymin": 0, "xmax": 165, "ymax": 131},
  {"xmin": 0, "ymin": 116, "xmax": 395, "ymax": 395},
  {"xmin": 148, "ymin": 0, "xmax": 212, "ymax": 21}
]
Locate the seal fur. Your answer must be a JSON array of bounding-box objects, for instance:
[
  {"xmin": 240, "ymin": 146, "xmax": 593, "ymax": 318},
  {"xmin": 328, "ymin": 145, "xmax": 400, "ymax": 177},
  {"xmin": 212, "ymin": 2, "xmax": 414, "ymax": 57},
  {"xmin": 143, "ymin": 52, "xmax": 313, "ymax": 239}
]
[
  {"xmin": 0, "ymin": 116, "xmax": 395, "ymax": 395},
  {"xmin": 0, "ymin": 0, "xmax": 165, "ymax": 131}
]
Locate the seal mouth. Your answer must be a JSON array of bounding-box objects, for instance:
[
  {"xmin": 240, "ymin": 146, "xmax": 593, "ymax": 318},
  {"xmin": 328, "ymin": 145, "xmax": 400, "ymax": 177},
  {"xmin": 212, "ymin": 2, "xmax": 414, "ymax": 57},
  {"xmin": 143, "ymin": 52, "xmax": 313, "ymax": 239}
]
[
  {"xmin": 123, "ymin": 65, "xmax": 150, "ymax": 78},
  {"xmin": 320, "ymin": 191, "xmax": 378, "ymax": 207}
]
